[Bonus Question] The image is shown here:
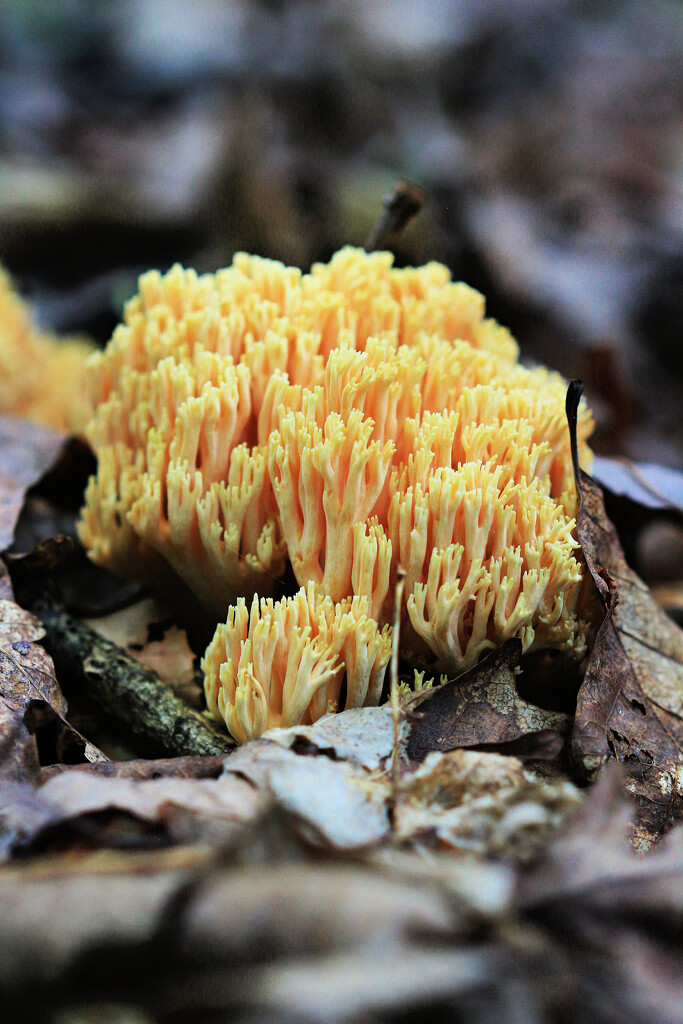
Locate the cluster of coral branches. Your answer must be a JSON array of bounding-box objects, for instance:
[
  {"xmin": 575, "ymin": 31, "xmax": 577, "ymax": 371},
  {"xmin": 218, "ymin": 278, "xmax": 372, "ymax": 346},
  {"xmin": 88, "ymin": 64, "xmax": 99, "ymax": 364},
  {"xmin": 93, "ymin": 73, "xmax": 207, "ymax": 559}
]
[
  {"xmin": 78, "ymin": 248, "xmax": 593, "ymax": 742},
  {"xmin": 0, "ymin": 266, "xmax": 93, "ymax": 433}
]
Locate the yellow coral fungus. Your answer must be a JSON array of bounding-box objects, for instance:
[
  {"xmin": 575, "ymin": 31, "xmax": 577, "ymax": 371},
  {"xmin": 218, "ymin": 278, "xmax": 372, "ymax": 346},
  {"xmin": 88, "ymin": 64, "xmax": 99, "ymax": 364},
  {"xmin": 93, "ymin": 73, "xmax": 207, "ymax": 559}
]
[
  {"xmin": 80, "ymin": 246, "xmax": 593, "ymax": 742},
  {"xmin": 80, "ymin": 355, "xmax": 285, "ymax": 615},
  {"xmin": 0, "ymin": 265, "xmax": 94, "ymax": 433},
  {"xmin": 202, "ymin": 584, "xmax": 391, "ymax": 742},
  {"xmin": 388, "ymin": 463, "xmax": 583, "ymax": 672},
  {"xmin": 268, "ymin": 408, "xmax": 394, "ymax": 602}
]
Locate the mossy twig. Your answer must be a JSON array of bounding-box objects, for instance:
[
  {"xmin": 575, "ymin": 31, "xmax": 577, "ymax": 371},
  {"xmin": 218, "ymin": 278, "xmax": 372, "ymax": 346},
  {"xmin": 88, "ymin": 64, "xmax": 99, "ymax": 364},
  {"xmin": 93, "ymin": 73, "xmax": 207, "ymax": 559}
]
[{"xmin": 34, "ymin": 599, "xmax": 233, "ymax": 757}]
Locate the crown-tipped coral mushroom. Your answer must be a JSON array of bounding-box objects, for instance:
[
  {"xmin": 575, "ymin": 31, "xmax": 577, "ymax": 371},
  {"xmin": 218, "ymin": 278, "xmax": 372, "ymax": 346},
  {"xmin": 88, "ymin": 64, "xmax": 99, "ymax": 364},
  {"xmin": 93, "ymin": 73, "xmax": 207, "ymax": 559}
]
[
  {"xmin": 202, "ymin": 583, "xmax": 392, "ymax": 742},
  {"xmin": 0, "ymin": 265, "xmax": 93, "ymax": 432},
  {"xmin": 80, "ymin": 246, "xmax": 593, "ymax": 741},
  {"xmin": 388, "ymin": 463, "xmax": 583, "ymax": 672},
  {"xmin": 79, "ymin": 351, "xmax": 286, "ymax": 616},
  {"xmin": 268, "ymin": 407, "xmax": 394, "ymax": 603}
]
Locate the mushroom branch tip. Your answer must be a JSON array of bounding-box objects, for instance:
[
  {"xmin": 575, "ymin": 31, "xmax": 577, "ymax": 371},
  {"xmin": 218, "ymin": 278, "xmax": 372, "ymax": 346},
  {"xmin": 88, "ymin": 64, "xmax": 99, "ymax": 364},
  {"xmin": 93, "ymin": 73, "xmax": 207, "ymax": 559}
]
[{"xmin": 79, "ymin": 246, "xmax": 594, "ymax": 741}]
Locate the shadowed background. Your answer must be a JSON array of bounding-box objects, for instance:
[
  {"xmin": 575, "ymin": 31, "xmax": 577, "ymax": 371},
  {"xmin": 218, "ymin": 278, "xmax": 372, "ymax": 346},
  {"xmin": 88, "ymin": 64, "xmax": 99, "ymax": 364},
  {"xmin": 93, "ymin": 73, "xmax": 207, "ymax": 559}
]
[{"xmin": 1, "ymin": 0, "xmax": 682, "ymax": 463}]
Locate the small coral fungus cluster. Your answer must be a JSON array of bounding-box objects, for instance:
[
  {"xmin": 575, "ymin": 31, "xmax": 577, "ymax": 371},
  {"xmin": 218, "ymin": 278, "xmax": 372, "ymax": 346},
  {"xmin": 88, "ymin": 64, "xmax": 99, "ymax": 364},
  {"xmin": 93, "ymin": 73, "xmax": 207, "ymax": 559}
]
[
  {"xmin": 78, "ymin": 247, "xmax": 593, "ymax": 742},
  {"xmin": 0, "ymin": 265, "xmax": 93, "ymax": 433}
]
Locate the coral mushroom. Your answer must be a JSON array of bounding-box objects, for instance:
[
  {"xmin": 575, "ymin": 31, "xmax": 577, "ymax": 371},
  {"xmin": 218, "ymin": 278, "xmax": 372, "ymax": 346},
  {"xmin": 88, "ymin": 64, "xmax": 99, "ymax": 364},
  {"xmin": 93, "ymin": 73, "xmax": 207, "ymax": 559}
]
[
  {"xmin": 268, "ymin": 407, "xmax": 394, "ymax": 603},
  {"xmin": 79, "ymin": 349, "xmax": 286, "ymax": 614},
  {"xmin": 388, "ymin": 463, "xmax": 584, "ymax": 672},
  {"xmin": 79, "ymin": 246, "xmax": 593, "ymax": 742},
  {"xmin": 0, "ymin": 265, "xmax": 93, "ymax": 433},
  {"xmin": 202, "ymin": 584, "xmax": 391, "ymax": 742}
]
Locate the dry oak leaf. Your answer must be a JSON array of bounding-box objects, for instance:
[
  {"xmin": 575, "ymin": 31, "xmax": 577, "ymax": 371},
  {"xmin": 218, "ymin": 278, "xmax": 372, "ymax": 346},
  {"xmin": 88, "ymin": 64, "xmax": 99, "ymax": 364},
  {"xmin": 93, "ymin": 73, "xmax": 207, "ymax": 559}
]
[
  {"xmin": 567, "ymin": 385, "xmax": 683, "ymax": 849},
  {"xmin": 394, "ymin": 748, "xmax": 582, "ymax": 862},
  {"xmin": 0, "ymin": 771, "xmax": 264, "ymax": 862},
  {"xmin": 0, "ymin": 594, "xmax": 106, "ymax": 771},
  {"xmin": 517, "ymin": 762, "xmax": 683, "ymax": 912},
  {"xmin": 84, "ymin": 596, "xmax": 199, "ymax": 705},
  {"xmin": 572, "ymin": 470, "xmax": 683, "ymax": 848},
  {"xmin": 0, "ymin": 416, "xmax": 66, "ymax": 552},
  {"xmin": 405, "ymin": 638, "xmax": 570, "ymax": 764}
]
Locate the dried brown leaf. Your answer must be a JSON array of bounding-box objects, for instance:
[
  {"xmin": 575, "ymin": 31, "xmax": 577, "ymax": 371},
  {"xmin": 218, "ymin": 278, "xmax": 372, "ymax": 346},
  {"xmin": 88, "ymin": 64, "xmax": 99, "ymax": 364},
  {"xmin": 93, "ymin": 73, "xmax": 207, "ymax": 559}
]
[
  {"xmin": 0, "ymin": 769, "xmax": 264, "ymax": 860},
  {"xmin": 567, "ymin": 381, "xmax": 683, "ymax": 848},
  {"xmin": 518, "ymin": 763, "xmax": 683, "ymax": 917},
  {"xmin": 84, "ymin": 597, "xmax": 200, "ymax": 706},
  {"xmin": 44, "ymin": 769, "xmax": 262, "ymax": 828},
  {"xmin": 405, "ymin": 639, "xmax": 571, "ymax": 764},
  {"xmin": 0, "ymin": 592, "xmax": 107, "ymax": 783},
  {"xmin": 0, "ymin": 703, "xmax": 40, "ymax": 785},
  {"xmin": 575, "ymin": 484, "xmax": 683, "ymax": 835},
  {"xmin": 0, "ymin": 416, "xmax": 66, "ymax": 552},
  {"xmin": 395, "ymin": 748, "xmax": 582, "ymax": 861},
  {"xmin": 41, "ymin": 754, "xmax": 226, "ymax": 783},
  {"xmin": 0, "ymin": 596, "xmax": 66, "ymax": 714}
]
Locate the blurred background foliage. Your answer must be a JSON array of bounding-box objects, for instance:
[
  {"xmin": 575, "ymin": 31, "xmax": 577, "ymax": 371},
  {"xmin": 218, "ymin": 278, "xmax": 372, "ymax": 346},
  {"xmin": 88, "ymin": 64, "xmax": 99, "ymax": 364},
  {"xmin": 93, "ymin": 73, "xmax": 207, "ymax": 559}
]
[{"xmin": 1, "ymin": 0, "xmax": 682, "ymax": 463}]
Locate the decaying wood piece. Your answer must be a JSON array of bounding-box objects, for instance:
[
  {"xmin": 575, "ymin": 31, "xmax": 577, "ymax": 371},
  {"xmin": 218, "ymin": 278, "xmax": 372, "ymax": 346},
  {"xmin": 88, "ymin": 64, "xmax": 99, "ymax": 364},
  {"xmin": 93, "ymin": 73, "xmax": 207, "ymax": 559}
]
[{"xmin": 33, "ymin": 599, "xmax": 233, "ymax": 757}]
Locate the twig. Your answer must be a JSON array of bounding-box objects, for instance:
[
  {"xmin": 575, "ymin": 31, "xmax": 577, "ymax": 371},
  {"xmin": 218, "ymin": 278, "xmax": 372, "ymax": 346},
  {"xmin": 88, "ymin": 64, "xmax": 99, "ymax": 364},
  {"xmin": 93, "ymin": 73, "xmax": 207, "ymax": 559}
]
[
  {"xmin": 365, "ymin": 181, "xmax": 426, "ymax": 252},
  {"xmin": 389, "ymin": 567, "xmax": 406, "ymax": 826},
  {"xmin": 33, "ymin": 599, "xmax": 233, "ymax": 757}
]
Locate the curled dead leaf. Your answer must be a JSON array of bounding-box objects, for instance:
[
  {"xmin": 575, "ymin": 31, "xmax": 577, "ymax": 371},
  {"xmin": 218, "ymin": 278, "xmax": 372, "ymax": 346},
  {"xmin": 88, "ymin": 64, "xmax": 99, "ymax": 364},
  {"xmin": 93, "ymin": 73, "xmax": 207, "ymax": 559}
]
[
  {"xmin": 405, "ymin": 639, "xmax": 571, "ymax": 766},
  {"xmin": 567, "ymin": 381, "xmax": 683, "ymax": 848},
  {"xmin": 0, "ymin": 587, "xmax": 107, "ymax": 780}
]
